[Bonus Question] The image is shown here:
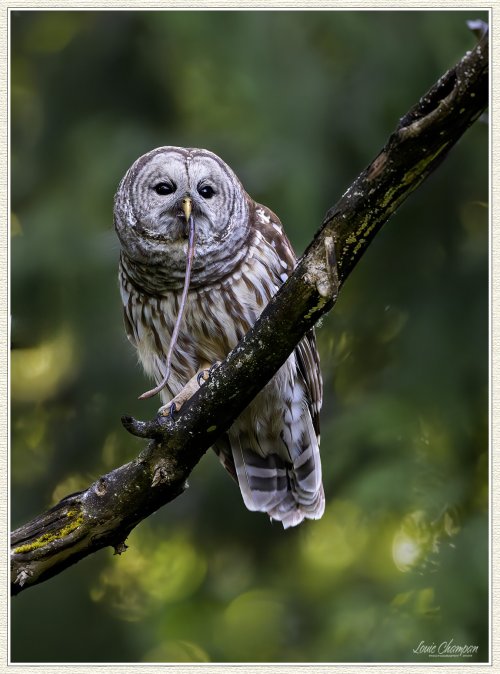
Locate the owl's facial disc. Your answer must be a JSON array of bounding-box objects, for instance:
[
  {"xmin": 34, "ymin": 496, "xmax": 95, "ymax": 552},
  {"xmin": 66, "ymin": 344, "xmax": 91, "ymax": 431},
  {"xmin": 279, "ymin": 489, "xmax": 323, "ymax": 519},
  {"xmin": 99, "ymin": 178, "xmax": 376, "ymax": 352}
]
[
  {"xmin": 126, "ymin": 151, "xmax": 241, "ymax": 250},
  {"xmin": 115, "ymin": 147, "xmax": 251, "ymax": 280}
]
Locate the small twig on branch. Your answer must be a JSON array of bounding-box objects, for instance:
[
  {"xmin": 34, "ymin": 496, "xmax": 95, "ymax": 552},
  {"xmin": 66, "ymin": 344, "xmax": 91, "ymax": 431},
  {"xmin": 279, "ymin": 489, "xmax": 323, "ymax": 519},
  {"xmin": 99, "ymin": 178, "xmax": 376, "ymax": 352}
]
[{"xmin": 11, "ymin": 24, "xmax": 488, "ymax": 595}]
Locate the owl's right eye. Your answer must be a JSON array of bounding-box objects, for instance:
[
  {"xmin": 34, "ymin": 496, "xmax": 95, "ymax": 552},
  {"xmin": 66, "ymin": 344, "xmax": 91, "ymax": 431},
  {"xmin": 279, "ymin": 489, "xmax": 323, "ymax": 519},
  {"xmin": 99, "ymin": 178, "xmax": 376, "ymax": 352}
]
[{"xmin": 153, "ymin": 181, "xmax": 176, "ymax": 196}]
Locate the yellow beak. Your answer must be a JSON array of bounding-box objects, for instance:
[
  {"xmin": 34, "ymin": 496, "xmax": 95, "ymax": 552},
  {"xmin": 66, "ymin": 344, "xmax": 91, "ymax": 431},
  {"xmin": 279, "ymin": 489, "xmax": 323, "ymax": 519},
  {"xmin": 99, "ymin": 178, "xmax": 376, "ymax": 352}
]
[{"xmin": 182, "ymin": 195, "xmax": 192, "ymax": 222}]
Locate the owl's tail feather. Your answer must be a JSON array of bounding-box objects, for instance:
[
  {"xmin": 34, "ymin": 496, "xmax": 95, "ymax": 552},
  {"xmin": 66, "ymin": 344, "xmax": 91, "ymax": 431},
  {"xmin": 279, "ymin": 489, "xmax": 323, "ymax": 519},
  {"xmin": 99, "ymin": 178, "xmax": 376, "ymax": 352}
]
[
  {"xmin": 268, "ymin": 485, "xmax": 325, "ymax": 529},
  {"xmin": 232, "ymin": 435, "xmax": 291, "ymax": 512},
  {"xmin": 230, "ymin": 428, "xmax": 325, "ymax": 528}
]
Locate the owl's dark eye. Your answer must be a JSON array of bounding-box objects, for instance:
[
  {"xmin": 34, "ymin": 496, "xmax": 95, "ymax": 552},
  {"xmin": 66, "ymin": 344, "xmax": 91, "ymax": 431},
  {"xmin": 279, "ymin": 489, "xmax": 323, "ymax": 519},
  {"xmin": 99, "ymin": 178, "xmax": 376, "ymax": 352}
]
[
  {"xmin": 153, "ymin": 181, "xmax": 176, "ymax": 196},
  {"xmin": 198, "ymin": 184, "xmax": 216, "ymax": 199}
]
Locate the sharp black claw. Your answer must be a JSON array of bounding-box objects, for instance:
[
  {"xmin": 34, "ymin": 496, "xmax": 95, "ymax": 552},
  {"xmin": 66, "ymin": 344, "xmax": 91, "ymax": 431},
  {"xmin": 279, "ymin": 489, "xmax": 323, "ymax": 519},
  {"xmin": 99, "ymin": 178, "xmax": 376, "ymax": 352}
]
[
  {"xmin": 168, "ymin": 402, "xmax": 178, "ymax": 419},
  {"xmin": 197, "ymin": 362, "xmax": 219, "ymax": 387}
]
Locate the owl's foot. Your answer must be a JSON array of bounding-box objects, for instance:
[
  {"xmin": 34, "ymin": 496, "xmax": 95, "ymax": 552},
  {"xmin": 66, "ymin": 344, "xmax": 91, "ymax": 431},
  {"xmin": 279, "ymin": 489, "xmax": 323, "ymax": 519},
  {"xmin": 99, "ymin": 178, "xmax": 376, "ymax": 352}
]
[
  {"xmin": 158, "ymin": 361, "xmax": 221, "ymax": 418},
  {"xmin": 158, "ymin": 388, "xmax": 194, "ymax": 419}
]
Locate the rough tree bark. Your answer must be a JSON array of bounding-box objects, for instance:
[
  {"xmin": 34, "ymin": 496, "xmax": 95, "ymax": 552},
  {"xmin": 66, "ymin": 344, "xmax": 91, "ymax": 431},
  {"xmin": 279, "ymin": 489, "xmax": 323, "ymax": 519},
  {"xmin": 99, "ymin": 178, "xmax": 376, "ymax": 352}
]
[{"xmin": 11, "ymin": 24, "xmax": 488, "ymax": 596}]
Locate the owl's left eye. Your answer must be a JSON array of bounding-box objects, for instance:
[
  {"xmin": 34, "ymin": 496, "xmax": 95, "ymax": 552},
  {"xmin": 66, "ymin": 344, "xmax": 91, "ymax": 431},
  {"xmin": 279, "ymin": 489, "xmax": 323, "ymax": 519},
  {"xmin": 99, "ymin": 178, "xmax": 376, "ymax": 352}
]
[
  {"xmin": 198, "ymin": 184, "xmax": 216, "ymax": 199},
  {"xmin": 153, "ymin": 181, "xmax": 176, "ymax": 195}
]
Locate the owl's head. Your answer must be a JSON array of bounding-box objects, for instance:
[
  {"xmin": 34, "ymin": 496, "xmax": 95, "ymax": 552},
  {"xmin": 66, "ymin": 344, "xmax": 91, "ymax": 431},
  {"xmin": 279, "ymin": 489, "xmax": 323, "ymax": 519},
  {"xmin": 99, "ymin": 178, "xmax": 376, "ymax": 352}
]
[{"xmin": 114, "ymin": 146, "xmax": 251, "ymax": 282}]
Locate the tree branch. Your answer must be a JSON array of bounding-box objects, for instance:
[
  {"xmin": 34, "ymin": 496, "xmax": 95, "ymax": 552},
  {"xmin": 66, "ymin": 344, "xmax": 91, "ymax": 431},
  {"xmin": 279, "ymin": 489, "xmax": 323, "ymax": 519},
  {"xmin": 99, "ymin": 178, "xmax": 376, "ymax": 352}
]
[{"xmin": 11, "ymin": 24, "xmax": 488, "ymax": 596}]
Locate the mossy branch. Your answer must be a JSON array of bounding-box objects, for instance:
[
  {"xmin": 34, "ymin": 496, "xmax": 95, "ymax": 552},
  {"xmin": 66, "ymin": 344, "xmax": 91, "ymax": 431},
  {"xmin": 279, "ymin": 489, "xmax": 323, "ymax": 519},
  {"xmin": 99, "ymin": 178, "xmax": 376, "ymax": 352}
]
[{"xmin": 11, "ymin": 24, "xmax": 488, "ymax": 596}]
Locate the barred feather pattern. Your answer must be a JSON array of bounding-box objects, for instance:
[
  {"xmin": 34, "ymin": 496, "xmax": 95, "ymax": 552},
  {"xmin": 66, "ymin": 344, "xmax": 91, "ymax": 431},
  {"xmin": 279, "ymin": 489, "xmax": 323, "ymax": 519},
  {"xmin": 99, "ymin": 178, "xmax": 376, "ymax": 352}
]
[{"xmin": 114, "ymin": 146, "xmax": 324, "ymax": 528}]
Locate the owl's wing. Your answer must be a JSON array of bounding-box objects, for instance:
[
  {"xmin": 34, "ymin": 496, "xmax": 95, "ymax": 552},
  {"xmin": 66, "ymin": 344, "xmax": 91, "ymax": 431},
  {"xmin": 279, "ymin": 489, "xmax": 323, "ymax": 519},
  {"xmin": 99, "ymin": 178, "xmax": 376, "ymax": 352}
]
[
  {"xmin": 253, "ymin": 202, "xmax": 297, "ymax": 272},
  {"xmin": 295, "ymin": 329, "xmax": 322, "ymax": 439},
  {"xmin": 254, "ymin": 202, "xmax": 322, "ymax": 438},
  {"xmin": 218, "ymin": 202, "xmax": 325, "ymax": 527},
  {"xmin": 212, "ymin": 433, "xmax": 238, "ymax": 482}
]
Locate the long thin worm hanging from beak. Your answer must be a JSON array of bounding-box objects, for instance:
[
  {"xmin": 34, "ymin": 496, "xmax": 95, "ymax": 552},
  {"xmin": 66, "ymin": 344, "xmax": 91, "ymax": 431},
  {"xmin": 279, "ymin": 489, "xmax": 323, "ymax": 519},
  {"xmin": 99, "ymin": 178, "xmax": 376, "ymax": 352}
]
[{"xmin": 138, "ymin": 198, "xmax": 195, "ymax": 400}]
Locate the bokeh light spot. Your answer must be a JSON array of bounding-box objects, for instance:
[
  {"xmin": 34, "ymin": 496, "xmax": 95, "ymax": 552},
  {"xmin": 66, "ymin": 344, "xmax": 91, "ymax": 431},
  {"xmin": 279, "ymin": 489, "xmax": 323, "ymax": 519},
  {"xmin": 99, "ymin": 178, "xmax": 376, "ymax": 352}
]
[
  {"xmin": 301, "ymin": 500, "xmax": 368, "ymax": 581},
  {"xmin": 91, "ymin": 530, "xmax": 207, "ymax": 621},
  {"xmin": 218, "ymin": 589, "xmax": 286, "ymax": 661},
  {"xmin": 11, "ymin": 328, "xmax": 77, "ymax": 402}
]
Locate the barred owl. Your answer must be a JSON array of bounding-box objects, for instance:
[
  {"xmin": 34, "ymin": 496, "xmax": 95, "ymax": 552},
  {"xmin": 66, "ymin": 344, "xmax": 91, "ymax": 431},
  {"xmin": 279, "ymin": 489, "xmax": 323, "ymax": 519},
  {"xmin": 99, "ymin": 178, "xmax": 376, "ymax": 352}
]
[{"xmin": 114, "ymin": 146, "xmax": 324, "ymax": 528}]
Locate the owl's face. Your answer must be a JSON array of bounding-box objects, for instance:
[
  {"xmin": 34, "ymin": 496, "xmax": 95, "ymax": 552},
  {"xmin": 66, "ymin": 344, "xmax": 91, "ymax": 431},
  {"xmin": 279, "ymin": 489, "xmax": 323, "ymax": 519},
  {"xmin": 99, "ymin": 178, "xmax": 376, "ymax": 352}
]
[{"xmin": 114, "ymin": 147, "xmax": 250, "ymax": 276}]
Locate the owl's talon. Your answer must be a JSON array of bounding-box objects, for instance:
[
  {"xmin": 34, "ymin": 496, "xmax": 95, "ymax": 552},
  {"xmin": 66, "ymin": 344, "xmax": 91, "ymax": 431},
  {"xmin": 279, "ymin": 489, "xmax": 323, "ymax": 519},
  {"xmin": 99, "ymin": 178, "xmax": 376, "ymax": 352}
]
[
  {"xmin": 196, "ymin": 361, "xmax": 221, "ymax": 388},
  {"xmin": 158, "ymin": 401, "xmax": 180, "ymax": 418},
  {"xmin": 209, "ymin": 361, "xmax": 221, "ymax": 376},
  {"xmin": 197, "ymin": 370, "xmax": 209, "ymax": 387}
]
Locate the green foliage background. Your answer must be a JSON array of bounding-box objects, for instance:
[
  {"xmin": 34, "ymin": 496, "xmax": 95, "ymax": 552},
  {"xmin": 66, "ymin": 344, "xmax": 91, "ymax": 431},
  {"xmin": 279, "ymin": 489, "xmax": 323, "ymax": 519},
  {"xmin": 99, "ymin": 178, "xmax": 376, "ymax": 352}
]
[{"xmin": 11, "ymin": 10, "xmax": 488, "ymax": 664}]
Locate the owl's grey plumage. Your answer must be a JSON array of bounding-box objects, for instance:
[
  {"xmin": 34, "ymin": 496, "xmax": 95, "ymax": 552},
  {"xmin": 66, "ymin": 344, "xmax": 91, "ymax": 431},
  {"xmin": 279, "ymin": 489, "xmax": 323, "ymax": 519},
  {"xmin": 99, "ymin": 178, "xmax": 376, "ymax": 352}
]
[{"xmin": 114, "ymin": 146, "xmax": 325, "ymax": 528}]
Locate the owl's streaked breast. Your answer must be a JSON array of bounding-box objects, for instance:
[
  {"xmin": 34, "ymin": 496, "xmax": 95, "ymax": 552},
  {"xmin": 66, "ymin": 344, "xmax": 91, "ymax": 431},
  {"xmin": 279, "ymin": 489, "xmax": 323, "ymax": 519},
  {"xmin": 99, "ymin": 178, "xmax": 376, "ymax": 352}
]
[{"xmin": 119, "ymin": 224, "xmax": 284, "ymax": 401}]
